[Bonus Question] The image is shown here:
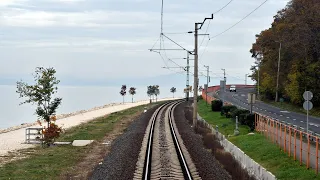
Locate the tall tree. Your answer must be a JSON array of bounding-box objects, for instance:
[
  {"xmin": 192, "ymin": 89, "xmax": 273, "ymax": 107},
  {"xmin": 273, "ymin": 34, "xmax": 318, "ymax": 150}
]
[
  {"xmin": 129, "ymin": 87, "xmax": 136, "ymax": 103},
  {"xmin": 154, "ymin": 85, "xmax": 160, "ymax": 102},
  {"xmin": 147, "ymin": 85, "xmax": 154, "ymax": 101},
  {"xmin": 249, "ymin": 0, "xmax": 320, "ymax": 106},
  {"xmin": 120, "ymin": 85, "xmax": 127, "ymax": 103},
  {"xmin": 170, "ymin": 87, "xmax": 177, "ymax": 98},
  {"xmin": 16, "ymin": 67, "xmax": 62, "ymax": 145}
]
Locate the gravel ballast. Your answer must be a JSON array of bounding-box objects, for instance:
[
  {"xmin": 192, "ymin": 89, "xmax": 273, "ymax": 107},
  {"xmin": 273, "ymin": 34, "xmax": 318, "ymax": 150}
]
[
  {"xmin": 89, "ymin": 104, "xmax": 161, "ymax": 180},
  {"xmin": 174, "ymin": 101, "xmax": 232, "ymax": 180}
]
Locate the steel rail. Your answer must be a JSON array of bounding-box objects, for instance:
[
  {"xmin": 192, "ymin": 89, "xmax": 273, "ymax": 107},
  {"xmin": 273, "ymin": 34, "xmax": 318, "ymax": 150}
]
[
  {"xmin": 169, "ymin": 100, "xmax": 193, "ymax": 180},
  {"xmin": 142, "ymin": 100, "xmax": 175, "ymax": 180},
  {"xmin": 142, "ymin": 99, "xmax": 191, "ymax": 180}
]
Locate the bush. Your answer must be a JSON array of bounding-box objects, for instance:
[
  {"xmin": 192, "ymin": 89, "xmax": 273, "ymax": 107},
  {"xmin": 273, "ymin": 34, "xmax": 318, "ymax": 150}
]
[
  {"xmin": 211, "ymin": 100, "xmax": 223, "ymax": 111},
  {"xmin": 196, "ymin": 122, "xmax": 256, "ymax": 180},
  {"xmin": 238, "ymin": 113, "xmax": 247, "ymax": 125},
  {"xmin": 245, "ymin": 113, "xmax": 255, "ymax": 131},
  {"xmin": 221, "ymin": 105, "xmax": 237, "ymax": 117},
  {"xmin": 231, "ymin": 109, "xmax": 250, "ymax": 120},
  {"xmin": 237, "ymin": 113, "xmax": 255, "ymax": 131}
]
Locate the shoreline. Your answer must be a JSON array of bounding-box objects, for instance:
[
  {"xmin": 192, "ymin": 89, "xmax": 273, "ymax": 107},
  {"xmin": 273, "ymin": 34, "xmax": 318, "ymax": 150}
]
[{"xmin": 0, "ymin": 98, "xmax": 175, "ymax": 134}]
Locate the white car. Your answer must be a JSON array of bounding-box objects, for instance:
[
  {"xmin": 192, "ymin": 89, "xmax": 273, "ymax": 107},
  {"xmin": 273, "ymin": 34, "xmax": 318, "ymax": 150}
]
[{"xmin": 229, "ymin": 85, "xmax": 236, "ymax": 92}]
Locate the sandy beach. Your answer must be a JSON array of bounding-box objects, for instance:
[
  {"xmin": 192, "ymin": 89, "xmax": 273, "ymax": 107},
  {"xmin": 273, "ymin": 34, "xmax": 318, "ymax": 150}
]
[{"xmin": 0, "ymin": 97, "xmax": 180, "ymax": 156}]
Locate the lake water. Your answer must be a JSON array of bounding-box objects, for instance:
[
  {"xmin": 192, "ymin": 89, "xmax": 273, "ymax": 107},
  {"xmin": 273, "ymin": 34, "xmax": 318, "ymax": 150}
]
[{"xmin": 0, "ymin": 85, "xmax": 185, "ymax": 129}]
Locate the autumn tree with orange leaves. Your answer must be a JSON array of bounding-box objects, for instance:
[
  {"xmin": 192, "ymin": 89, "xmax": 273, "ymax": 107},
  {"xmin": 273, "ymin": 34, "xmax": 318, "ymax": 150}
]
[{"xmin": 250, "ymin": 0, "xmax": 320, "ymax": 106}]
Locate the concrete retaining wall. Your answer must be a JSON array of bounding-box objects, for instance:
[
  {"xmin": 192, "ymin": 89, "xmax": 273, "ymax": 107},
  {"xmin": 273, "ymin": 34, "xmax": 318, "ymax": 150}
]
[{"xmin": 197, "ymin": 114, "xmax": 276, "ymax": 180}]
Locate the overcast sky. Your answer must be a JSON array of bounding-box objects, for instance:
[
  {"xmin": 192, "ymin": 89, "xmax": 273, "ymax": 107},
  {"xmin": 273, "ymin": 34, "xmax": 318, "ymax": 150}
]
[{"xmin": 0, "ymin": 0, "xmax": 290, "ymax": 87}]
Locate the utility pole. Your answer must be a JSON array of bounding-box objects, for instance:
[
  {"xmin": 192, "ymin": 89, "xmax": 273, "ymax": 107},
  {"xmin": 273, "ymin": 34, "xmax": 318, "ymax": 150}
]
[
  {"xmin": 256, "ymin": 54, "xmax": 262, "ymax": 99},
  {"xmin": 275, "ymin": 42, "xmax": 281, "ymax": 102},
  {"xmin": 204, "ymin": 65, "xmax": 209, "ymax": 106},
  {"xmin": 186, "ymin": 52, "xmax": 190, "ymax": 101},
  {"xmin": 221, "ymin": 68, "xmax": 226, "ymax": 104},
  {"xmin": 191, "ymin": 14, "xmax": 213, "ymax": 130},
  {"xmin": 245, "ymin": 74, "xmax": 248, "ymax": 85},
  {"xmin": 221, "ymin": 68, "xmax": 226, "ymax": 83}
]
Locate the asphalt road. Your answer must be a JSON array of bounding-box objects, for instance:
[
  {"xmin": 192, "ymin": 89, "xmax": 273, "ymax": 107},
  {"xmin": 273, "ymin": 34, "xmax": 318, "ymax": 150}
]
[{"xmin": 213, "ymin": 87, "xmax": 320, "ymax": 135}]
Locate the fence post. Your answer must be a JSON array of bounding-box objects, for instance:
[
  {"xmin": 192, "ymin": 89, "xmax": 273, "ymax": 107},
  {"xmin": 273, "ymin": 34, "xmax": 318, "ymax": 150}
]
[
  {"xmin": 267, "ymin": 119, "xmax": 270, "ymax": 140},
  {"xmin": 273, "ymin": 120, "xmax": 275, "ymax": 143},
  {"xmin": 316, "ymin": 137, "xmax": 319, "ymax": 174},
  {"xmin": 276, "ymin": 121, "xmax": 278, "ymax": 146},
  {"xmin": 307, "ymin": 134, "xmax": 310, "ymax": 169},
  {"xmin": 264, "ymin": 118, "xmax": 266, "ymax": 137},
  {"xmin": 294, "ymin": 130, "xmax": 297, "ymax": 161},
  {"xmin": 255, "ymin": 114, "xmax": 257, "ymax": 131},
  {"xmin": 300, "ymin": 131, "xmax": 302, "ymax": 166},
  {"xmin": 289, "ymin": 127, "xmax": 291, "ymax": 157},
  {"xmin": 284, "ymin": 125, "xmax": 287, "ymax": 153},
  {"xmin": 280, "ymin": 123, "xmax": 282, "ymax": 149}
]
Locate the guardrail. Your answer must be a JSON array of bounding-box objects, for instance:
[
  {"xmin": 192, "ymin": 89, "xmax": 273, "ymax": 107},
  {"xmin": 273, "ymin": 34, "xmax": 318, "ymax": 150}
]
[
  {"xmin": 202, "ymin": 84, "xmax": 320, "ymax": 175},
  {"xmin": 256, "ymin": 113, "xmax": 320, "ymax": 174}
]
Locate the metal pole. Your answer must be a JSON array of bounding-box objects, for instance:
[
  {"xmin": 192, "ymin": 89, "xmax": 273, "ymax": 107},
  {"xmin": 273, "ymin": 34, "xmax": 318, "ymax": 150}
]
[
  {"xmin": 250, "ymin": 93, "xmax": 253, "ymax": 113},
  {"xmin": 245, "ymin": 74, "xmax": 248, "ymax": 85},
  {"xmin": 192, "ymin": 14, "xmax": 213, "ymax": 130},
  {"xmin": 275, "ymin": 42, "xmax": 281, "ymax": 102},
  {"xmin": 186, "ymin": 52, "xmax": 190, "ymax": 101},
  {"xmin": 307, "ymin": 100, "xmax": 309, "ymax": 133},
  {"xmin": 220, "ymin": 69, "xmax": 226, "ymax": 105},
  {"xmin": 204, "ymin": 65, "xmax": 209, "ymax": 106},
  {"xmin": 193, "ymin": 23, "xmax": 199, "ymax": 129},
  {"xmin": 258, "ymin": 63, "xmax": 260, "ymax": 99}
]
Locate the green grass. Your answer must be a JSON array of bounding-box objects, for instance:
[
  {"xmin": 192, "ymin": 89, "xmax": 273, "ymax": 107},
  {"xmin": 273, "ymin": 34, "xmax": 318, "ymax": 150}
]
[
  {"xmin": 230, "ymin": 135, "xmax": 320, "ymax": 180},
  {"xmin": 198, "ymin": 100, "xmax": 251, "ymax": 136},
  {"xmin": 0, "ymin": 102, "xmax": 163, "ymax": 180},
  {"xmin": 198, "ymin": 99, "xmax": 320, "ymax": 180},
  {"xmin": 265, "ymin": 100, "xmax": 320, "ymax": 118}
]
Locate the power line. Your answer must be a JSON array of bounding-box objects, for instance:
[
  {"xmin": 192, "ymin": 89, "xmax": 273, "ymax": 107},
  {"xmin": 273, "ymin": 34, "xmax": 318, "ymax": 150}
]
[
  {"xmin": 198, "ymin": 0, "xmax": 234, "ymax": 63},
  {"xmin": 199, "ymin": 0, "xmax": 235, "ymax": 47},
  {"xmin": 210, "ymin": 0, "xmax": 269, "ymax": 39},
  {"xmin": 213, "ymin": 0, "xmax": 235, "ymax": 15},
  {"xmin": 199, "ymin": 0, "xmax": 269, "ymax": 61}
]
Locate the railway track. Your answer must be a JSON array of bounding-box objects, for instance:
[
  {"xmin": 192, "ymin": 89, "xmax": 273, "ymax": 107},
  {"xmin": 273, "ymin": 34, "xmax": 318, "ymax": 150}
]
[{"xmin": 133, "ymin": 100, "xmax": 201, "ymax": 180}]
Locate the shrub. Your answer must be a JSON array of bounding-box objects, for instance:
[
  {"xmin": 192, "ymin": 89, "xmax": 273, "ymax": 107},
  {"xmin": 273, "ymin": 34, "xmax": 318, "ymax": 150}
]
[
  {"xmin": 221, "ymin": 105, "xmax": 237, "ymax": 117},
  {"xmin": 238, "ymin": 113, "xmax": 248, "ymax": 125},
  {"xmin": 237, "ymin": 113, "xmax": 255, "ymax": 131},
  {"xmin": 245, "ymin": 113, "xmax": 255, "ymax": 131},
  {"xmin": 42, "ymin": 122, "xmax": 63, "ymax": 146},
  {"xmin": 231, "ymin": 109, "xmax": 250, "ymax": 120},
  {"xmin": 211, "ymin": 100, "xmax": 223, "ymax": 111},
  {"xmin": 196, "ymin": 122, "xmax": 256, "ymax": 180}
]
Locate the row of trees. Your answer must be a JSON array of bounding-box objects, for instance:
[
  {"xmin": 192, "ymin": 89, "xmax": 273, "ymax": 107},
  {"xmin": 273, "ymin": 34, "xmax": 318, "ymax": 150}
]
[
  {"xmin": 16, "ymin": 67, "xmax": 182, "ymax": 145},
  {"xmin": 120, "ymin": 85, "xmax": 178, "ymax": 103},
  {"xmin": 250, "ymin": 0, "xmax": 320, "ymax": 106}
]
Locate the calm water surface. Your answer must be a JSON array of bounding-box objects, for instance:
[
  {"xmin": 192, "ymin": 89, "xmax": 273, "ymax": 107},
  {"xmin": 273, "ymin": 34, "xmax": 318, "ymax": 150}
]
[{"xmin": 0, "ymin": 85, "xmax": 184, "ymax": 129}]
